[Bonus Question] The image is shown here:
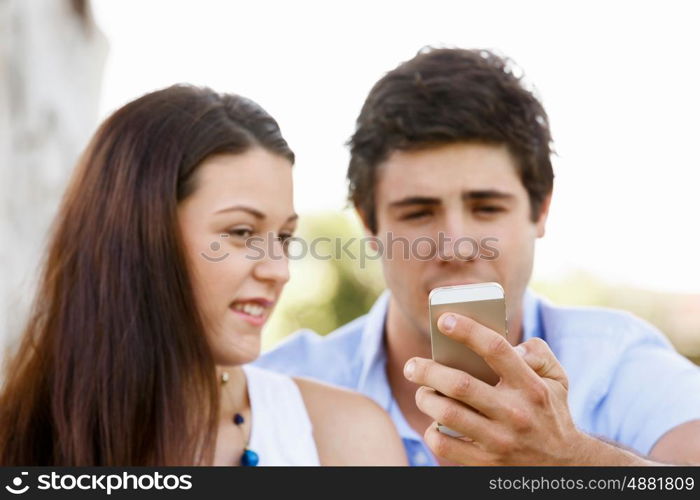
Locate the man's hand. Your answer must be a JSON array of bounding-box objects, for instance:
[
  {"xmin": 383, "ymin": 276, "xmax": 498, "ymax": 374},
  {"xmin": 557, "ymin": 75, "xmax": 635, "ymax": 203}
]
[{"xmin": 404, "ymin": 312, "xmax": 649, "ymax": 465}]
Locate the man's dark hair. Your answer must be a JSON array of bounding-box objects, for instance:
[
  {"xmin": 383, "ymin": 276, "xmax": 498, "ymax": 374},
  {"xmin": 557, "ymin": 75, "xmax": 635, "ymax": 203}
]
[{"xmin": 347, "ymin": 47, "xmax": 554, "ymax": 233}]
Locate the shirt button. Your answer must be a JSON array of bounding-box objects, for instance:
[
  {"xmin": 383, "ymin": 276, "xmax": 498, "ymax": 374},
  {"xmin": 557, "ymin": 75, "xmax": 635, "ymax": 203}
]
[{"xmin": 413, "ymin": 451, "xmax": 429, "ymax": 465}]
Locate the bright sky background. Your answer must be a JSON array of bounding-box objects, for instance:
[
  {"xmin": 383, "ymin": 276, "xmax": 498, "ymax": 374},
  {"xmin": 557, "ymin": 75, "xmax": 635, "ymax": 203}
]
[{"xmin": 92, "ymin": 0, "xmax": 700, "ymax": 293}]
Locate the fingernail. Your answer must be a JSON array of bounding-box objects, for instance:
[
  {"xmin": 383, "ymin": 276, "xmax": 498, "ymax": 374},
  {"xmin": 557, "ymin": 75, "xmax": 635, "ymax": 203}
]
[
  {"xmin": 442, "ymin": 314, "xmax": 457, "ymax": 332},
  {"xmin": 515, "ymin": 344, "xmax": 527, "ymax": 356},
  {"xmin": 404, "ymin": 360, "xmax": 415, "ymax": 379}
]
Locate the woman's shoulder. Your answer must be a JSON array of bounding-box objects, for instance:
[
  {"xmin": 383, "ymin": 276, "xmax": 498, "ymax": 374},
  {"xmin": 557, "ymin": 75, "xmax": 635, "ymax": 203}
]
[{"xmin": 292, "ymin": 377, "xmax": 408, "ymax": 466}]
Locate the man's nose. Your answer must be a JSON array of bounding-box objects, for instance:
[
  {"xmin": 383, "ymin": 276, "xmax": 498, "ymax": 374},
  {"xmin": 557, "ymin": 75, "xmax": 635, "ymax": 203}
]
[
  {"xmin": 439, "ymin": 212, "xmax": 469, "ymax": 260},
  {"xmin": 439, "ymin": 211, "xmax": 484, "ymax": 263}
]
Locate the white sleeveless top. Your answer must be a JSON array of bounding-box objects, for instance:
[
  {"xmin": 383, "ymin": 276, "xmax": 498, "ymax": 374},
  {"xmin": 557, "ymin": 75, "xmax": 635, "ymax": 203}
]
[{"xmin": 241, "ymin": 364, "xmax": 320, "ymax": 466}]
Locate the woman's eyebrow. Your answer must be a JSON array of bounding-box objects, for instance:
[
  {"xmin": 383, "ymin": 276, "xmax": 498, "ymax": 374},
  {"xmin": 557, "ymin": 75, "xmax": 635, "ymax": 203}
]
[
  {"xmin": 214, "ymin": 206, "xmax": 298, "ymax": 224},
  {"xmin": 214, "ymin": 205, "xmax": 265, "ymax": 218}
]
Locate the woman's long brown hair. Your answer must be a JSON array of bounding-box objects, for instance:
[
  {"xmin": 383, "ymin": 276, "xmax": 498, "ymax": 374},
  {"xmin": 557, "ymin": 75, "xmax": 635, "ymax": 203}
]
[{"xmin": 0, "ymin": 85, "xmax": 294, "ymax": 465}]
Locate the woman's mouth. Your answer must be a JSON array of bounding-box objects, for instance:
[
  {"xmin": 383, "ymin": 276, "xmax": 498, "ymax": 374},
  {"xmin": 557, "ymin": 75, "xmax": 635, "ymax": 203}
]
[{"xmin": 229, "ymin": 299, "xmax": 272, "ymax": 327}]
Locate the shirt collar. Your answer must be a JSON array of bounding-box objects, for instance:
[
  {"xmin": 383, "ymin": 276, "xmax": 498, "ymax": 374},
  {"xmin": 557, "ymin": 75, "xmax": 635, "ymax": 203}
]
[
  {"xmin": 356, "ymin": 290, "xmax": 392, "ymax": 408},
  {"xmin": 354, "ymin": 291, "xmax": 435, "ymax": 442},
  {"xmin": 521, "ymin": 288, "xmax": 544, "ymax": 342}
]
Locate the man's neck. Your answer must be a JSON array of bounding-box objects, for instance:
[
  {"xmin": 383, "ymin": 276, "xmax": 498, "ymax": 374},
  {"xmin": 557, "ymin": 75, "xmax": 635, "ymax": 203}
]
[{"xmin": 383, "ymin": 295, "xmax": 524, "ymax": 465}]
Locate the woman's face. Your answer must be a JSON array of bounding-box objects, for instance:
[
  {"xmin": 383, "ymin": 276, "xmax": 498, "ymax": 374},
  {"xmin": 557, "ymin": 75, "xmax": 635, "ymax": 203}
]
[{"xmin": 178, "ymin": 149, "xmax": 296, "ymax": 366}]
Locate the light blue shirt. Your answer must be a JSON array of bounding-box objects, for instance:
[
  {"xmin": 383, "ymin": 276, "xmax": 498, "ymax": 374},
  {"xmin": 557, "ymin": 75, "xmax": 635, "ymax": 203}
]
[{"xmin": 255, "ymin": 290, "xmax": 700, "ymax": 465}]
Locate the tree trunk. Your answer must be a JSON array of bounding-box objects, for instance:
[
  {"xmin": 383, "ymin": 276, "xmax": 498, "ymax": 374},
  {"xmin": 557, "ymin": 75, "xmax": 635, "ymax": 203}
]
[{"xmin": 0, "ymin": 0, "xmax": 108, "ymax": 354}]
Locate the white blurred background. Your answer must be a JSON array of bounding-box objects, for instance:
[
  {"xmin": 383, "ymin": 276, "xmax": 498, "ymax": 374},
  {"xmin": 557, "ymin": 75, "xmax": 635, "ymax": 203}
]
[{"xmin": 2, "ymin": 0, "xmax": 699, "ymax": 359}]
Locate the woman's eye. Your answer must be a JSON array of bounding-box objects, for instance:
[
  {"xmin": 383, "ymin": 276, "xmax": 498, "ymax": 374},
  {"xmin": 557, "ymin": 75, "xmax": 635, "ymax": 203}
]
[
  {"xmin": 277, "ymin": 232, "xmax": 294, "ymax": 243},
  {"xmin": 227, "ymin": 227, "xmax": 254, "ymax": 238}
]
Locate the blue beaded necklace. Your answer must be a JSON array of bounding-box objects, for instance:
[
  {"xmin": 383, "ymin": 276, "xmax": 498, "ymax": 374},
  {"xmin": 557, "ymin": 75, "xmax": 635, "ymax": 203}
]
[
  {"xmin": 222, "ymin": 371, "xmax": 259, "ymax": 466},
  {"xmin": 233, "ymin": 412, "xmax": 259, "ymax": 466}
]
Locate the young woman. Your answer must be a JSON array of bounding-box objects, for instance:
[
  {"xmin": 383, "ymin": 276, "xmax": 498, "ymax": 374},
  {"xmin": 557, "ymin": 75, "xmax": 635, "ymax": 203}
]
[{"xmin": 0, "ymin": 85, "xmax": 406, "ymax": 466}]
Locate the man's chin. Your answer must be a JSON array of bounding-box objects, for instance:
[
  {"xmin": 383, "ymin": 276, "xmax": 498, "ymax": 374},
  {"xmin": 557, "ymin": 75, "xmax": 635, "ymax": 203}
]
[{"xmin": 425, "ymin": 278, "xmax": 495, "ymax": 293}]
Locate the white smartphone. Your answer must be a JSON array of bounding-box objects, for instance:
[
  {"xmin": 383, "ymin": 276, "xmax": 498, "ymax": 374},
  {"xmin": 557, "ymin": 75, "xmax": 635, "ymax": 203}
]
[{"xmin": 428, "ymin": 282, "xmax": 508, "ymax": 437}]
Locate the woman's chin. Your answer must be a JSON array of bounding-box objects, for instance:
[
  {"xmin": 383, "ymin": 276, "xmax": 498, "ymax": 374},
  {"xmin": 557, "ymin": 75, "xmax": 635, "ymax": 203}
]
[
  {"xmin": 213, "ymin": 339, "xmax": 261, "ymax": 366},
  {"xmin": 207, "ymin": 318, "xmax": 264, "ymax": 366}
]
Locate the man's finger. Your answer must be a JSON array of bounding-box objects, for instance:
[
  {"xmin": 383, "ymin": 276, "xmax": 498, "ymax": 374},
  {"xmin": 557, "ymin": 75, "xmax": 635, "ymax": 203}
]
[
  {"xmin": 437, "ymin": 312, "xmax": 539, "ymax": 387},
  {"xmin": 423, "ymin": 421, "xmax": 495, "ymax": 465},
  {"xmin": 414, "ymin": 385, "xmax": 497, "ymax": 443},
  {"xmin": 405, "ymin": 357, "xmax": 500, "ymax": 417},
  {"xmin": 515, "ymin": 338, "xmax": 569, "ymax": 389}
]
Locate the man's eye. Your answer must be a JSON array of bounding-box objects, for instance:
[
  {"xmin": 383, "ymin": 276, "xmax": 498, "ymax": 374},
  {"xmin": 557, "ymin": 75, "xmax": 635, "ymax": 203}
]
[
  {"xmin": 475, "ymin": 206, "xmax": 504, "ymax": 214},
  {"xmin": 401, "ymin": 210, "xmax": 432, "ymax": 220}
]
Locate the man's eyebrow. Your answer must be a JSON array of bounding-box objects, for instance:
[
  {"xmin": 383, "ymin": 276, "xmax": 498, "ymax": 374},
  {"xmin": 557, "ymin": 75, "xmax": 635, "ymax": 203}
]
[
  {"xmin": 214, "ymin": 205, "xmax": 265, "ymax": 219},
  {"xmin": 462, "ymin": 190, "xmax": 514, "ymax": 201},
  {"xmin": 388, "ymin": 196, "xmax": 442, "ymax": 208},
  {"xmin": 388, "ymin": 191, "xmax": 514, "ymax": 207}
]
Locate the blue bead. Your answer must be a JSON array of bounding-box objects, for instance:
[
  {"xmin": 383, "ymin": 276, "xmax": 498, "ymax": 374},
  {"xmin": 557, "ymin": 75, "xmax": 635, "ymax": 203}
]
[
  {"xmin": 233, "ymin": 413, "xmax": 245, "ymax": 425},
  {"xmin": 241, "ymin": 449, "xmax": 259, "ymax": 466}
]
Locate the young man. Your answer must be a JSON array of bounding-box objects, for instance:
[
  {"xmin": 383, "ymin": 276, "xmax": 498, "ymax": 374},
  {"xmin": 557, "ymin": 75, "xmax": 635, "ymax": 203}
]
[{"xmin": 255, "ymin": 48, "xmax": 700, "ymax": 465}]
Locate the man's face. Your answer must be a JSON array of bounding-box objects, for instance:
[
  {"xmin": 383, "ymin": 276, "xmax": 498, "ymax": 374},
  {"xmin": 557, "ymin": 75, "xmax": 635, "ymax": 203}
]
[{"xmin": 372, "ymin": 142, "xmax": 549, "ymax": 339}]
